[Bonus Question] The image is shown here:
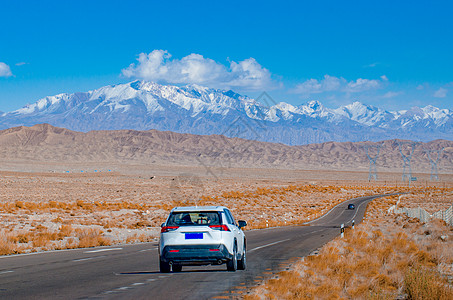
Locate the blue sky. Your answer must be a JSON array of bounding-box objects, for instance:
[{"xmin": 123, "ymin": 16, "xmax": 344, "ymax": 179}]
[{"xmin": 0, "ymin": 0, "xmax": 452, "ymax": 112}]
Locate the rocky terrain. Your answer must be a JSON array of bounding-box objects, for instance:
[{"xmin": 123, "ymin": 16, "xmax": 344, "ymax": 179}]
[{"xmin": 0, "ymin": 124, "xmax": 452, "ymax": 175}]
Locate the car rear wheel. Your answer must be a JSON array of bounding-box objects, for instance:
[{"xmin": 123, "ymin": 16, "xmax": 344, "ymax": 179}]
[
  {"xmin": 172, "ymin": 264, "xmax": 182, "ymax": 272},
  {"xmin": 160, "ymin": 258, "xmax": 171, "ymax": 273},
  {"xmin": 237, "ymin": 246, "xmax": 246, "ymax": 270},
  {"xmin": 227, "ymin": 245, "xmax": 237, "ymax": 272}
]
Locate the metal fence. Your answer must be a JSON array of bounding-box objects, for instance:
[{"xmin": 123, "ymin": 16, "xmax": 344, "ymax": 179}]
[{"xmin": 389, "ymin": 202, "xmax": 453, "ymax": 226}]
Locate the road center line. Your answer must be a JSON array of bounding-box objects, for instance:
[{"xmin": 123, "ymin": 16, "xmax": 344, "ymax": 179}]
[
  {"xmin": 0, "ymin": 270, "xmax": 14, "ymax": 275},
  {"xmin": 249, "ymin": 239, "xmax": 290, "ymax": 253},
  {"xmin": 73, "ymin": 255, "xmax": 106, "ymax": 262},
  {"xmin": 350, "ymin": 201, "xmax": 365, "ymax": 221},
  {"xmin": 84, "ymin": 248, "xmax": 123, "ymax": 254},
  {"xmin": 139, "ymin": 248, "xmax": 157, "ymax": 252}
]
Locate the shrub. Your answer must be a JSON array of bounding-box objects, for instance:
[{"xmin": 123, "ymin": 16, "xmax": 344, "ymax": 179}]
[
  {"xmin": 405, "ymin": 267, "xmax": 453, "ymax": 300},
  {"xmin": 0, "ymin": 233, "xmax": 15, "ymax": 255},
  {"xmin": 76, "ymin": 228, "xmax": 111, "ymax": 248}
]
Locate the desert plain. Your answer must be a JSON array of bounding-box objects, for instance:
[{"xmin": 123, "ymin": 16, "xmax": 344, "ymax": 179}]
[
  {"xmin": 1, "ymin": 125, "xmax": 453, "ymax": 298},
  {"xmin": 1, "ymin": 157, "xmax": 452, "ymax": 255}
]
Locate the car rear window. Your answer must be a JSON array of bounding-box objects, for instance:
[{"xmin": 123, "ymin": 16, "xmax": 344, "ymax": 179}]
[{"xmin": 167, "ymin": 211, "xmax": 221, "ymax": 226}]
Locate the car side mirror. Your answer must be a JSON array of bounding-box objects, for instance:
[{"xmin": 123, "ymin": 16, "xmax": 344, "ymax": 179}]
[
  {"xmin": 238, "ymin": 220, "xmax": 247, "ymax": 229},
  {"xmin": 160, "ymin": 223, "xmax": 165, "ymax": 228}
]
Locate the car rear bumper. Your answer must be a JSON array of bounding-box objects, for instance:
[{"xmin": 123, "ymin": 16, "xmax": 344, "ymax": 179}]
[{"xmin": 161, "ymin": 244, "xmax": 232, "ymax": 265}]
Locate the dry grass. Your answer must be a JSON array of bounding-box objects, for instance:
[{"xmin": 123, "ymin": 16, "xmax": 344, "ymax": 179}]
[
  {"xmin": 0, "ymin": 171, "xmax": 384, "ymax": 254},
  {"xmin": 0, "ymin": 223, "xmax": 112, "ymax": 253},
  {"xmin": 245, "ymin": 194, "xmax": 453, "ymax": 300},
  {"xmin": 405, "ymin": 267, "xmax": 453, "ymax": 300},
  {"xmin": 1, "ymin": 170, "xmax": 452, "ymax": 258}
]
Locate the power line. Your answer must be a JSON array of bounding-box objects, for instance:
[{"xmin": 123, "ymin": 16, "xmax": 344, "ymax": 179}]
[
  {"xmin": 397, "ymin": 141, "xmax": 418, "ymax": 182},
  {"xmin": 423, "ymin": 148, "xmax": 443, "ymax": 181},
  {"xmin": 362, "ymin": 144, "xmax": 382, "ymax": 181}
]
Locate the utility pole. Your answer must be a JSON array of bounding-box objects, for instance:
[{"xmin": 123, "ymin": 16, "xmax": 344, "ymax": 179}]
[
  {"xmin": 398, "ymin": 141, "xmax": 417, "ymax": 182},
  {"xmin": 423, "ymin": 148, "xmax": 443, "ymax": 181},
  {"xmin": 363, "ymin": 144, "xmax": 382, "ymax": 181}
]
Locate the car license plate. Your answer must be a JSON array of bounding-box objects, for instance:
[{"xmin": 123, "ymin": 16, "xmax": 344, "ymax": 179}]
[{"xmin": 185, "ymin": 233, "xmax": 203, "ymax": 239}]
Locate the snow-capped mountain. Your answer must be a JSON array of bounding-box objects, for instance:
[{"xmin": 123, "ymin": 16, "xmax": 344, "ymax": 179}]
[{"xmin": 1, "ymin": 81, "xmax": 452, "ymax": 145}]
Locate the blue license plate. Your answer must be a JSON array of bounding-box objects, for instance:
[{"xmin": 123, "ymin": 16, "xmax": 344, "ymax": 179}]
[{"xmin": 185, "ymin": 233, "xmax": 203, "ymax": 239}]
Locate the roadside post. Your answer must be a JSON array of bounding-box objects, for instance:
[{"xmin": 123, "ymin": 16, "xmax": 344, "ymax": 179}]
[
  {"xmin": 340, "ymin": 223, "xmax": 344, "ymax": 238},
  {"xmin": 352, "ymin": 220, "xmax": 355, "ymax": 229}
]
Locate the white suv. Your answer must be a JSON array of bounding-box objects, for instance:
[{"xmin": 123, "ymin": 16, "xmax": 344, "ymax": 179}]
[{"xmin": 159, "ymin": 206, "xmax": 247, "ymax": 273}]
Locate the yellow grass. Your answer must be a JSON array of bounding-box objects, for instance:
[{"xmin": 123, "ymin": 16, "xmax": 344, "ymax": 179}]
[
  {"xmin": 1, "ymin": 171, "xmax": 452, "ymax": 259},
  {"xmin": 245, "ymin": 194, "xmax": 453, "ymax": 299},
  {"xmin": 405, "ymin": 267, "xmax": 453, "ymax": 299}
]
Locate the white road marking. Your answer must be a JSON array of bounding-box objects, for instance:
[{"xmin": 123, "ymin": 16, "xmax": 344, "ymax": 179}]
[
  {"xmin": 147, "ymin": 278, "xmax": 156, "ymax": 282},
  {"xmin": 301, "ymin": 229, "xmax": 324, "ymax": 236},
  {"xmin": 248, "ymin": 239, "xmax": 291, "ymax": 253},
  {"xmin": 84, "ymin": 248, "xmax": 123, "ymax": 254},
  {"xmin": 0, "ymin": 270, "xmax": 14, "ymax": 275},
  {"xmin": 73, "ymin": 255, "xmax": 106, "ymax": 262},
  {"xmin": 350, "ymin": 200, "xmax": 369, "ymax": 221},
  {"xmin": 303, "ymin": 198, "xmax": 361, "ymax": 224},
  {"xmin": 117, "ymin": 287, "xmax": 130, "ymax": 290},
  {"xmin": 0, "ymin": 242, "xmax": 156, "ymax": 259},
  {"xmin": 304, "ymin": 194, "xmax": 395, "ymax": 225},
  {"xmin": 132, "ymin": 282, "xmax": 145, "ymax": 286},
  {"xmin": 104, "ymin": 291, "xmax": 115, "ymax": 294},
  {"xmin": 139, "ymin": 248, "xmax": 157, "ymax": 252}
]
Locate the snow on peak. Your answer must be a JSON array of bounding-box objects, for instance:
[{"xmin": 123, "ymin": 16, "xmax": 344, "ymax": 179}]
[
  {"xmin": 306, "ymin": 100, "xmax": 323, "ymax": 110},
  {"xmin": 420, "ymin": 105, "xmax": 451, "ymax": 126},
  {"xmin": 14, "ymin": 93, "xmax": 70, "ymax": 115},
  {"xmin": 333, "ymin": 101, "xmax": 390, "ymax": 126},
  {"xmin": 295, "ymin": 100, "xmax": 331, "ymax": 118},
  {"xmin": 4, "ymin": 80, "xmax": 453, "ymax": 144}
]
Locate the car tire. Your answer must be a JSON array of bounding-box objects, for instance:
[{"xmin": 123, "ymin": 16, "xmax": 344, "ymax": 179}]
[
  {"xmin": 237, "ymin": 246, "xmax": 246, "ymax": 270},
  {"xmin": 172, "ymin": 264, "xmax": 182, "ymax": 272},
  {"xmin": 160, "ymin": 258, "xmax": 171, "ymax": 273},
  {"xmin": 227, "ymin": 245, "xmax": 237, "ymax": 272}
]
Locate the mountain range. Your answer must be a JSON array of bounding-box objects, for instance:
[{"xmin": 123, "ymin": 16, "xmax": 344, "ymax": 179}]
[
  {"xmin": 1, "ymin": 81, "xmax": 452, "ymax": 145},
  {"xmin": 0, "ymin": 124, "xmax": 451, "ymax": 174}
]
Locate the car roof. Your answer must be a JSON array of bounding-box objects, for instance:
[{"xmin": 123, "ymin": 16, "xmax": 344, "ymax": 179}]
[{"xmin": 171, "ymin": 206, "xmax": 228, "ymax": 212}]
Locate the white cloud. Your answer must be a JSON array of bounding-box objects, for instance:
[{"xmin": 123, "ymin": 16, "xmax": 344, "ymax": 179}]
[
  {"xmin": 345, "ymin": 78, "xmax": 382, "ymax": 93},
  {"xmin": 383, "ymin": 91, "xmax": 402, "ymax": 98},
  {"xmin": 292, "ymin": 75, "xmax": 386, "ymax": 95},
  {"xmin": 365, "ymin": 62, "xmax": 379, "ymax": 68},
  {"xmin": 433, "ymin": 87, "xmax": 447, "ymax": 98},
  {"xmin": 0, "ymin": 62, "xmax": 13, "ymax": 77},
  {"xmin": 15, "ymin": 62, "xmax": 27, "ymax": 66},
  {"xmin": 292, "ymin": 75, "xmax": 342, "ymax": 94},
  {"xmin": 122, "ymin": 50, "xmax": 277, "ymax": 91},
  {"xmin": 292, "ymin": 78, "xmax": 322, "ymax": 94}
]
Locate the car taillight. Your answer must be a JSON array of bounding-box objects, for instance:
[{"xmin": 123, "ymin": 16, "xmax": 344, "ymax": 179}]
[
  {"xmin": 161, "ymin": 226, "xmax": 179, "ymax": 233},
  {"xmin": 209, "ymin": 225, "xmax": 230, "ymax": 231}
]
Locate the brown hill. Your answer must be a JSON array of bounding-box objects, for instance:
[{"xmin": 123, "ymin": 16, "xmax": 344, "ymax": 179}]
[{"xmin": 0, "ymin": 124, "xmax": 452, "ymax": 174}]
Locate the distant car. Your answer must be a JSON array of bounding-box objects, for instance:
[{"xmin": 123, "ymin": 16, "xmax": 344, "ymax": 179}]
[
  {"xmin": 347, "ymin": 204, "xmax": 355, "ymax": 210},
  {"xmin": 159, "ymin": 206, "xmax": 247, "ymax": 273}
]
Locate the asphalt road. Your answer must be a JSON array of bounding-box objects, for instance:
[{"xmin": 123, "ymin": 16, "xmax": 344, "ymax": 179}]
[{"xmin": 0, "ymin": 194, "xmax": 389, "ymax": 299}]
